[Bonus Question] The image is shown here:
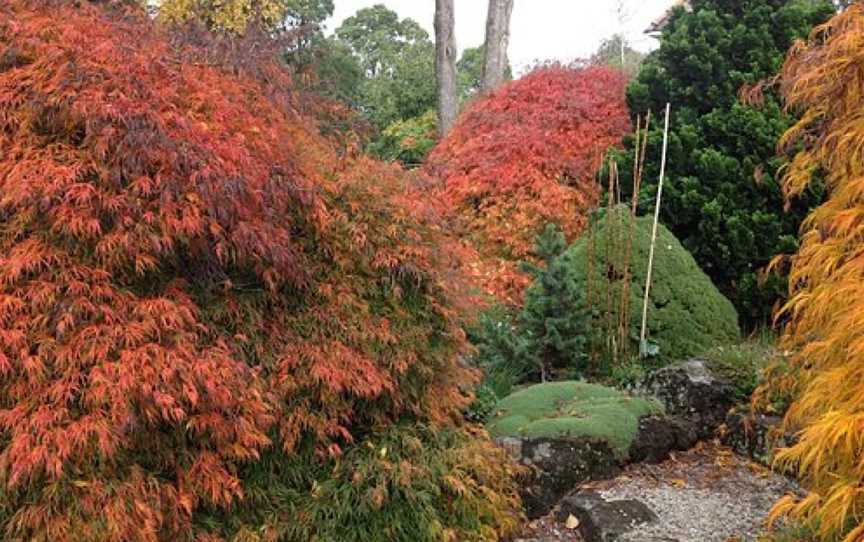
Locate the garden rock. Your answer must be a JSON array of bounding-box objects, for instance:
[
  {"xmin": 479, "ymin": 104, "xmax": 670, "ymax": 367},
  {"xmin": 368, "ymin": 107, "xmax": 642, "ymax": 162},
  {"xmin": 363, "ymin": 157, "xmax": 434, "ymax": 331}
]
[
  {"xmin": 498, "ymin": 436, "xmax": 620, "ymax": 518},
  {"xmin": 489, "ymin": 382, "xmax": 664, "ymax": 518},
  {"xmin": 628, "ymin": 415, "xmax": 699, "ymax": 463},
  {"xmin": 500, "ymin": 414, "xmax": 702, "ymax": 520},
  {"xmin": 721, "ymin": 408, "xmax": 795, "ymax": 466},
  {"xmin": 557, "ymin": 491, "xmax": 658, "ymax": 542},
  {"xmin": 639, "ymin": 359, "xmax": 737, "ymax": 439}
]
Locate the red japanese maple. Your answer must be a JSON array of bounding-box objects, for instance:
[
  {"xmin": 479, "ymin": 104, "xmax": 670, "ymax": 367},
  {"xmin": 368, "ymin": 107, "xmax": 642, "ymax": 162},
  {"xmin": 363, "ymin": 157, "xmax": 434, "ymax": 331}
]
[
  {"xmin": 0, "ymin": 2, "xmax": 479, "ymax": 540},
  {"xmin": 426, "ymin": 65, "xmax": 630, "ymax": 304}
]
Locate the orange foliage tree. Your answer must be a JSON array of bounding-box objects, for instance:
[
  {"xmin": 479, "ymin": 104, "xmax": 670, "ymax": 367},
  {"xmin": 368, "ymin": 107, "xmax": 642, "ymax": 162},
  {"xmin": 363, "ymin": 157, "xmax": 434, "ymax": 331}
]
[
  {"xmin": 0, "ymin": 1, "xmax": 521, "ymax": 540},
  {"xmin": 756, "ymin": 4, "xmax": 864, "ymax": 540},
  {"xmin": 426, "ymin": 65, "xmax": 630, "ymax": 304}
]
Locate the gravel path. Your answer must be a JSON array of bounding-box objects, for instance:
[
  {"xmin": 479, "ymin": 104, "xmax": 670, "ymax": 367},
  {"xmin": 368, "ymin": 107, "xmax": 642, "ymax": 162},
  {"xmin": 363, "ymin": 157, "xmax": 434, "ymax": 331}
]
[{"xmin": 517, "ymin": 443, "xmax": 800, "ymax": 542}]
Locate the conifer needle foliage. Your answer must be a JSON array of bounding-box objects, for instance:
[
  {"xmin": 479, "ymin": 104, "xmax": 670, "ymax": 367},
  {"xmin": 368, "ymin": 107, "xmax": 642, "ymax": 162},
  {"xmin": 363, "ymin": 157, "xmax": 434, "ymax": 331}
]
[
  {"xmin": 620, "ymin": 0, "xmax": 835, "ymax": 328},
  {"xmin": 760, "ymin": 4, "xmax": 864, "ymax": 540},
  {"xmin": 426, "ymin": 66, "xmax": 630, "ymax": 304},
  {"xmin": 0, "ymin": 2, "xmax": 522, "ymax": 540}
]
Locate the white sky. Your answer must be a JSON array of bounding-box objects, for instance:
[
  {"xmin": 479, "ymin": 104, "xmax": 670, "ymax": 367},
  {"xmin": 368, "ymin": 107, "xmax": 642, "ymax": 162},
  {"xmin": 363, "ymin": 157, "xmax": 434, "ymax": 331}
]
[{"xmin": 326, "ymin": 1, "xmax": 677, "ymax": 74}]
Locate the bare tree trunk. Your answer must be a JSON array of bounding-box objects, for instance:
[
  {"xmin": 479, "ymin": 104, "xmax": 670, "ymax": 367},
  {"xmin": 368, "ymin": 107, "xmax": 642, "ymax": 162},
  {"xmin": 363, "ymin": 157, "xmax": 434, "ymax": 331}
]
[
  {"xmin": 435, "ymin": 0, "xmax": 458, "ymax": 137},
  {"xmin": 481, "ymin": 0, "xmax": 514, "ymax": 92},
  {"xmin": 620, "ymin": 36, "xmax": 626, "ymax": 66}
]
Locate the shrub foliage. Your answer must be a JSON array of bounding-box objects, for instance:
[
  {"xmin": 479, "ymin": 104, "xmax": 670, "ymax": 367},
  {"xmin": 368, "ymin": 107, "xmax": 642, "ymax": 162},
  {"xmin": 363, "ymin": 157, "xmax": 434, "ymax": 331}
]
[
  {"xmin": 368, "ymin": 110, "xmax": 438, "ymax": 168},
  {"xmin": 519, "ymin": 225, "xmax": 590, "ymax": 381},
  {"xmin": 562, "ymin": 209, "xmax": 740, "ymax": 366},
  {"xmin": 426, "ymin": 66, "xmax": 630, "ymax": 304},
  {"xmin": 761, "ymin": 5, "xmax": 864, "ymax": 540},
  {"xmin": 202, "ymin": 424, "xmax": 523, "ymax": 542},
  {"xmin": 620, "ymin": 0, "xmax": 835, "ymax": 327},
  {"xmin": 0, "ymin": 2, "xmax": 521, "ymax": 540}
]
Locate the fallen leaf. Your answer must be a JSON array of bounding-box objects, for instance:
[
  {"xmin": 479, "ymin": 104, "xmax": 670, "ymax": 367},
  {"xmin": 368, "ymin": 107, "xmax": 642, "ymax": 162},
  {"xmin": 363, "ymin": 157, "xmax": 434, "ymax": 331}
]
[{"xmin": 565, "ymin": 514, "xmax": 580, "ymax": 530}]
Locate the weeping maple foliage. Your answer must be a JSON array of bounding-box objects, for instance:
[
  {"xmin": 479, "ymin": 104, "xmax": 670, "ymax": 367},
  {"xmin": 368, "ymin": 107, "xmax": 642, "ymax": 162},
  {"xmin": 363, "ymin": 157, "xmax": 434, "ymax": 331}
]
[
  {"xmin": 754, "ymin": 5, "xmax": 864, "ymax": 540},
  {"xmin": 426, "ymin": 65, "xmax": 630, "ymax": 304},
  {"xmin": 0, "ymin": 2, "xmax": 521, "ymax": 541}
]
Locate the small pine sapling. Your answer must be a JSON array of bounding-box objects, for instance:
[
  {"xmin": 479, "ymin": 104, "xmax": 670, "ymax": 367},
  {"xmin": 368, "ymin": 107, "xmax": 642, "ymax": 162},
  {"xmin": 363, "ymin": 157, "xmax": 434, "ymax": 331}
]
[{"xmin": 520, "ymin": 225, "xmax": 590, "ymax": 381}]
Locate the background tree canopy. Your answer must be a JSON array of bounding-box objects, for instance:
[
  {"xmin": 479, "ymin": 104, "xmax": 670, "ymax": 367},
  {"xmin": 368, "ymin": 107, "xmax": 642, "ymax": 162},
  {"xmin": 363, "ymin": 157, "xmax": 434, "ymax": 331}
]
[
  {"xmin": 591, "ymin": 34, "xmax": 645, "ymax": 77},
  {"xmin": 315, "ymin": 5, "xmax": 512, "ymax": 166},
  {"xmin": 457, "ymin": 44, "xmax": 512, "ymax": 98},
  {"xmin": 617, "ymin": 0, "xmax": 835, "ymax": 328},
  {"xmin": 332, "ymin": 4, "xmax": 436, "ymax": 130},
  {"xmin": 157, "ymin": 0, "xmax": 334, "ymax": 33}
]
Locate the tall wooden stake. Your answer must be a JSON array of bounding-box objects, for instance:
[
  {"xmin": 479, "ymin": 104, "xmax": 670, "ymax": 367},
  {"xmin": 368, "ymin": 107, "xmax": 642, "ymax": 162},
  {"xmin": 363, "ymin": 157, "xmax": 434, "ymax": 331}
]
[{"xmin": 640, "ymin": 103, "xmax": 671, "ymax": 357}]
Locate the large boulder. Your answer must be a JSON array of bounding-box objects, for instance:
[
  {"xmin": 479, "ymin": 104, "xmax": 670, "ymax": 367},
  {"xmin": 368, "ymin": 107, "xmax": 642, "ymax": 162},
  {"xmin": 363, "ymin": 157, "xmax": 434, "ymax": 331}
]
[
  {"xmin": 639, "ymin": 358, "xmax": 738, "ymax": 439},
  {"xmin": 628, "ymin": 415, "xmax": 699, "ymax": 464},
  {"xmin": 491, "ymin": 364, "xmax": 741, "ymax": 519}
]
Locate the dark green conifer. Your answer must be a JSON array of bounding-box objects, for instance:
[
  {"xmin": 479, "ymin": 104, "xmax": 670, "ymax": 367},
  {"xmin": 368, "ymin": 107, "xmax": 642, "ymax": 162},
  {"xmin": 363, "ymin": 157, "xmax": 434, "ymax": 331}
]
[{"xmin": 618, "ymin": 0, "xmax": 835, "ymax": 327}]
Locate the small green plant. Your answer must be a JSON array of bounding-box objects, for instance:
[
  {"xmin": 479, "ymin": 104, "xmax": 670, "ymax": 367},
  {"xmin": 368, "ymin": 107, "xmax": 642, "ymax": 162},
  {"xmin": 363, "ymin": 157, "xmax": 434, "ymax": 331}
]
[
  {"xmin": 520, "ymin": 224, "xmax": 590, "ymax": 381},
  {"xmin": 702, "ymin": 333, "xmax": 777, "ymax": 401},
  {"xmin": 467, "ymin": 305, "xmax": 527, "ymax": 390},
  {"xmin": 752, "ymin": 353, "xmax": 801, "ymax": 416},
  {"xmin": 606, "ymin": 358, "xmax": 647, "ymax": 389},
  {"xmin": 464, "ymin": 306, "xmax": 525, "ymax": 421},
  {"xmin": 760, "ymin": 522, "xmax": 820, "ymax": 542},
  {"xmin": 466, "ymin": 383, "xmax": 501, "ymax": 423}
]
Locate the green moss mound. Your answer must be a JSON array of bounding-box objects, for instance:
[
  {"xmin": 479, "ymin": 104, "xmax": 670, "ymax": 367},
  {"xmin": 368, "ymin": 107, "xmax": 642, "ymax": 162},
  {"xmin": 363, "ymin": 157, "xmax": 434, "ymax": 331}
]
[
  {"xmin": 561, "ymin": 207, "xmax": 740, "ymax": 363},
  {"xmin": 486, "ymin": 381, "xmax": 663, "ymax": 458}
]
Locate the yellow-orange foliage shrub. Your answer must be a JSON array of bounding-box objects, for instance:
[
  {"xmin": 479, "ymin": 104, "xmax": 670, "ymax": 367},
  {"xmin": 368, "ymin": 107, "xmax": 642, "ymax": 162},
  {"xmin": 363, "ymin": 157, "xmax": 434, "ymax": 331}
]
[{"xmin": 763, "ymin": 5, "xmax": 864, "ymax": 540}]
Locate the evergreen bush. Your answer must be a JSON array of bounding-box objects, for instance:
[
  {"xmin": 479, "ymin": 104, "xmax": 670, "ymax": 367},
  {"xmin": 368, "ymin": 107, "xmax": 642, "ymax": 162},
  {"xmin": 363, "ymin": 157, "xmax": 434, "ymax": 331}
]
[
  {"xmin": 467, "ymin": 226, "xmax": 590, "ymax": 395},
  {"xmin": 561, "ymin": 208, "xmax": 740, "ymax": 365},
  {"xmin": 519, "ymin": 225, "xmax": 590, "ymax": 381},
  {"xmin": 616, "ymin": 0, "xmax": 835, "ymax": 327}
]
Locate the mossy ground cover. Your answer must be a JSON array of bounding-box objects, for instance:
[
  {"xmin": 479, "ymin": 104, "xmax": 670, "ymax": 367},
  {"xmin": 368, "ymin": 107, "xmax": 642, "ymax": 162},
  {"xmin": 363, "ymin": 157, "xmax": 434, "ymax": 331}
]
[{"xmin": 486, "ymin": 381, "xmax": 663, "ymax": 458}]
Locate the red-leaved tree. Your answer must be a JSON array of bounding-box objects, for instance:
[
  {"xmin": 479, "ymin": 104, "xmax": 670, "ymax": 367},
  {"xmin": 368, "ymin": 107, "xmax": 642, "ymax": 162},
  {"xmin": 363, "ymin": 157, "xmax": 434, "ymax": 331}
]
[
  {"xmin": 0, "ymin": 2, "xmax": 522, "ymax": 541},
  {"xmin": 426, "ymin": 65, "xmax": 630, "ymax": 304}
]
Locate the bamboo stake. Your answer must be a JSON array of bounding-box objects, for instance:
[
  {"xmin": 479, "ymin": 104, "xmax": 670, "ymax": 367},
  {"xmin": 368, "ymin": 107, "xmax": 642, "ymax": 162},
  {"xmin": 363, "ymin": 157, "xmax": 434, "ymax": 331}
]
[
  {"xmin": 636, "ymin": 111, "xmax": 652, "ymax": 212},
  {"xmin": 620, "ymin": 113, "xmax": 649, "ymax": 362},
  {"xmin": 631, "ymin": 116, "xmax": 642, "ymax": 213},
  {"xmin": 640, "ymin": 103, "xmax": 671, "ymax": 357},
  {"xmin": 604, "ymin": 161, "xmax": 617, "ymax": 365}
]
